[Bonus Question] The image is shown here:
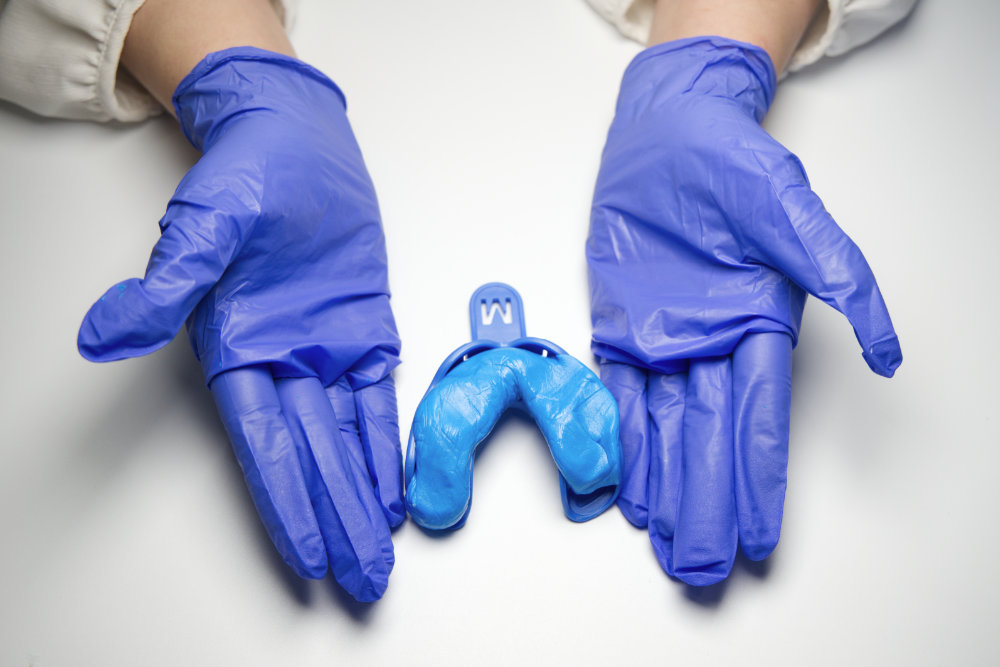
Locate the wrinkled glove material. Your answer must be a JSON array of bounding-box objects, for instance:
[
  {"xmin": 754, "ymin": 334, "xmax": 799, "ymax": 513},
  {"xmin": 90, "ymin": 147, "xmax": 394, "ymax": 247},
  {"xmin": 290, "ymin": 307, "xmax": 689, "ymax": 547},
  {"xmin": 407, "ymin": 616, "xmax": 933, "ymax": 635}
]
[
  {"xmin": 77, "ymin": 48, "xmax": 403, "ymax": 602},
  {"xmin": 587, "ymin": 37, "xmax": 901, "ymax": 586},
  {"xmin": 406, "ymin": 347, "xmax": 622, "ymax": 531},
  {"xmin": 79, "ymin": 48, "xmax": 400, "ymax": 387},
  {"xmin": 589, "ymin": 36, "xmax": 900, "ymax": 377}
]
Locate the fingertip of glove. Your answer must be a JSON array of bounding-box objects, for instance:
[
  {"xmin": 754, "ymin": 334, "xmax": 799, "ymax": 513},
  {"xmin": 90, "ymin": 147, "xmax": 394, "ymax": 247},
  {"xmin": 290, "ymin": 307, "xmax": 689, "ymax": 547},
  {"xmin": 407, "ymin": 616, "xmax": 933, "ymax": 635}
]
[
  {"xmin": 649, "ymin": 537, "xmax": 674, "ymax": 577},
  {"xmin": 384, "ymin": 503, "xmax": 407, "ymax": 529},
  {"xmin": 284, "ymin": 536, "xmax": 330, "ymax": 580},
  {"xmin": 350, "ymin": 573, "xmax": 390, "ymax": 603},
  {"xmin": 740, "ymin": 541, "xmax": 777, "ymax": 562},
  {"xmin": 675, "ymin": 567, "xmax": 730, "ymax": 587},
  {"xmin": 300, "ymin": 563, "xmax": 330, "ymax": 581},
  {"xmin": 342, "ymin": 551, "xmax": 394, "ymax": 602},
  {"xmin": 617, "ymin": 496, "xmax": 649, "ymax": 528},
  {"xmin": 287, "ymin": 553, "xmax": 329, "ymax": 580},
  {"xmin": 76, "ymin": 332, "xmax": 108, "ymax": 363},
  {"xmin": 77, "ymin": 283, "xmax": 179, "ymax": 363},
  {"xmin": 740, "ymin": 529, "xmax": 779, "ymax": 562},
  {"xmin": 863, "ymin": 336, "xmax": 903, "ymax": 378},
  {"xmin": 77, "ymin": 323, "xmax": 128, "ymax": 363},
  {"xmin": 77, "ymin": 306, "xmax": 113, "ymax": 362},
  {"xmin": 76, "ymin": 325, "xmax": 174, "ymax": 363}
]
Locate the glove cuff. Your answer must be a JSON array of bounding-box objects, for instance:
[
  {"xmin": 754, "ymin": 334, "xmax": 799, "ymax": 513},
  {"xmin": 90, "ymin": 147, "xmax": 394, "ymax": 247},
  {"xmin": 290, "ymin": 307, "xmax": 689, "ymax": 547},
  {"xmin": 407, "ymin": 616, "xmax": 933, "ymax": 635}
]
[
  {"xmin": 171, "ymin": 46, "xmax": 347, "ymax": 152},
  {"xmin": 619, "ymin": 36, "xmax": 778, "ymax": 122}
]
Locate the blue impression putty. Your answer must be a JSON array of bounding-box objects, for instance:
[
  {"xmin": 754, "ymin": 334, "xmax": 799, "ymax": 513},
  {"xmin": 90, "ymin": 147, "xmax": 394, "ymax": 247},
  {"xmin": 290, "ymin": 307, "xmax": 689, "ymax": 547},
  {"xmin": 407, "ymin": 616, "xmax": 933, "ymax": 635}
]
[{"xmin": 405, "ymin": 283, "xmax": 622, "ymax": 530}]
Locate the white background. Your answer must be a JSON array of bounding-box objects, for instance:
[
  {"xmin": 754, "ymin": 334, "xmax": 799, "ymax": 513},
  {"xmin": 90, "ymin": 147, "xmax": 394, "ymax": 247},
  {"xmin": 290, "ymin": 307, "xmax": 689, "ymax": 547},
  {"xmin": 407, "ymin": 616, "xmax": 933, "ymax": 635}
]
[{"xmin": 1, "ymin": 1, "xmax": 997, "ymax": 664}]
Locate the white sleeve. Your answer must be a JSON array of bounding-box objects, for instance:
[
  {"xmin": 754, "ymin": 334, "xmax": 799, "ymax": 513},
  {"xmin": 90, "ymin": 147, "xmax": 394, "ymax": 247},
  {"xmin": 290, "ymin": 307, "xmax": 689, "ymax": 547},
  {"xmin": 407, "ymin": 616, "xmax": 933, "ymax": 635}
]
[
  {"xmin": 0, "ymin": 0, "xmax": 299, "ymax": 122},
  {"xmin": 583, "ymin": 0, "xmax": 918, "ymax": 72}
]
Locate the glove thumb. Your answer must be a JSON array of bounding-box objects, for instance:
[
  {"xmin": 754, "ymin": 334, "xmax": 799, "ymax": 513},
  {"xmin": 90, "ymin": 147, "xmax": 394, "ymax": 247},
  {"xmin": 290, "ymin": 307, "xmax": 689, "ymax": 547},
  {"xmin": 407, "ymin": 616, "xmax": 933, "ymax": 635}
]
[
  {"xmin": 751, "ymin": 153, "xmax": 902, "ymax": 377},
  {"xmin": 78, "ymin": 203, "xmax": 241, "ymax": 362}
]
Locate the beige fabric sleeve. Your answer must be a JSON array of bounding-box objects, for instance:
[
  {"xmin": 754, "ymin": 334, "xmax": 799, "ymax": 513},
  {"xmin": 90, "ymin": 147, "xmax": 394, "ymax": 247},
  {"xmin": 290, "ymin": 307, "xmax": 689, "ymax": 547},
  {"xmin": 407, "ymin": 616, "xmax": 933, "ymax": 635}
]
[
  {"xmin": 0, "ymin": 0, "xmax": 297, "ymax": 122},
  {"xmin": 583, "ymin": 0, "xmax": 918, "ymax": 72}
]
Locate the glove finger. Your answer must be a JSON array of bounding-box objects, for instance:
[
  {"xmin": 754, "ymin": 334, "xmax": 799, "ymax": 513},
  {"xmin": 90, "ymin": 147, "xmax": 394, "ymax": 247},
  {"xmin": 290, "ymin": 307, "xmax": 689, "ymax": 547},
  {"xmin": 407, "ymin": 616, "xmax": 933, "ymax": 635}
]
[
  {"xmin": 599, "ymin": 361, "xmax": 651, "ymax": 527},
  {"xmin": 330, "ymin": 376, "xmax": 405, "ymax": 527},
  {"xmin": 760, "ymin": 169, "xmax": 901, "ymax": 377},
  {"xmin": 673, "ymin": 356, "xmax": 738, "ymax": 586},
  {"xmin": 78, "ymin": 202, "xmax": 243, "ymax": 362},
  {"xmin": 210, "ymin": 367, "xmax": 327, "ymax": 579},
  {"xmin": 732, "ymin": 332, "xmax": 793, "ymax": 561},
  {"xmin": 645, "ymin": 371, "xmax": 686, "ymax": 577},
  {"xmin": 276, "ymin": 376, "xmax": 394, "ymax": 603}
]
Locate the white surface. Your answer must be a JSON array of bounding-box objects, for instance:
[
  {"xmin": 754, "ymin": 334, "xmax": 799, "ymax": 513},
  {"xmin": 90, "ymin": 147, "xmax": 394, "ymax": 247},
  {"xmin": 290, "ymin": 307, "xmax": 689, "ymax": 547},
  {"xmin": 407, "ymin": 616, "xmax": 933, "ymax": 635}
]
[{"xmin": 1, "ymin": 1, "xmax": 997, "ymax": 665}]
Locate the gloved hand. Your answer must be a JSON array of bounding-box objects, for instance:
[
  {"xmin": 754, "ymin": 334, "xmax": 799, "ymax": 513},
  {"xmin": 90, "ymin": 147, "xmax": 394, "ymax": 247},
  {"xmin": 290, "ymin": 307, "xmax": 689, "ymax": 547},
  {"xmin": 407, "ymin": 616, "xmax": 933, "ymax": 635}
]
[
  {"xmin": 406, "ymin": 347, "xmax": 621, "ymax": 530},
  {"xmin": 587, "ymin": 37, "xmax": 901, "ymax": 586},
  {"xmin": 78, "ymin": 48, "xmax": 404, "ymax": 602}
]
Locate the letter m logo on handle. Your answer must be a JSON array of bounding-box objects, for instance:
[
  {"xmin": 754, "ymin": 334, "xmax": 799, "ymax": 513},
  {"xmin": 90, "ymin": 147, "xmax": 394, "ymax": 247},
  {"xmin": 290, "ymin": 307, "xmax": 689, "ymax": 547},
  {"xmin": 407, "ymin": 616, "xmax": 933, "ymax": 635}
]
[
  {"xmin": 468, "ymin": 283, "xmax": 526, "ymax": 345},
  {"xmin": 480, "ymin": 299, "xmax": 513, "ymax": 326}
]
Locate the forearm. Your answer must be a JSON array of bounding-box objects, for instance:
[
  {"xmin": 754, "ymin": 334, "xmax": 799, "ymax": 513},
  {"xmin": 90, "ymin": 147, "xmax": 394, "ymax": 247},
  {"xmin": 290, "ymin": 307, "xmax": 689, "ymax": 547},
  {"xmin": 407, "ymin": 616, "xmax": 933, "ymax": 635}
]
[
  {"xmin": 121, "ymin": 0, "xmax": 294, "ymax": 114},
  {"xmin": 647, "ymin": 0, "xmax": 822, "ymax": 73}
]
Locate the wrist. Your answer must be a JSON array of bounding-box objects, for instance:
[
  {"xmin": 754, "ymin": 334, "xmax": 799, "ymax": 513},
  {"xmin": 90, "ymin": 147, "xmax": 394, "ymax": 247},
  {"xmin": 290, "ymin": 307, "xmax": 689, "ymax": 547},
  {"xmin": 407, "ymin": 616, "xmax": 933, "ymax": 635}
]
[
  {"xmin": 122, "ymin": 0, "xmax": 294, "ymax": 115},
  {"xmin": 621, "ymin": 37, "xmax": 776, "ymax": 122},
  {"xmin": 647, "ymin": 0, "xmax": 822, "ymax": 74},
  {"xmin": 172, "ymin": 47, "xmax": 346, "ymax": 151}
]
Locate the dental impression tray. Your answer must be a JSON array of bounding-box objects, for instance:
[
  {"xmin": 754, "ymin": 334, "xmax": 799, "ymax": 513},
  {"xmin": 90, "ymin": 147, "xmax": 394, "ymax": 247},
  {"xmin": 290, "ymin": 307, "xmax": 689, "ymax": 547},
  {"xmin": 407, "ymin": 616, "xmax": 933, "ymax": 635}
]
[{"xmin": 404, "ymin": 282, "xmax": 622, "ymax": 530}]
